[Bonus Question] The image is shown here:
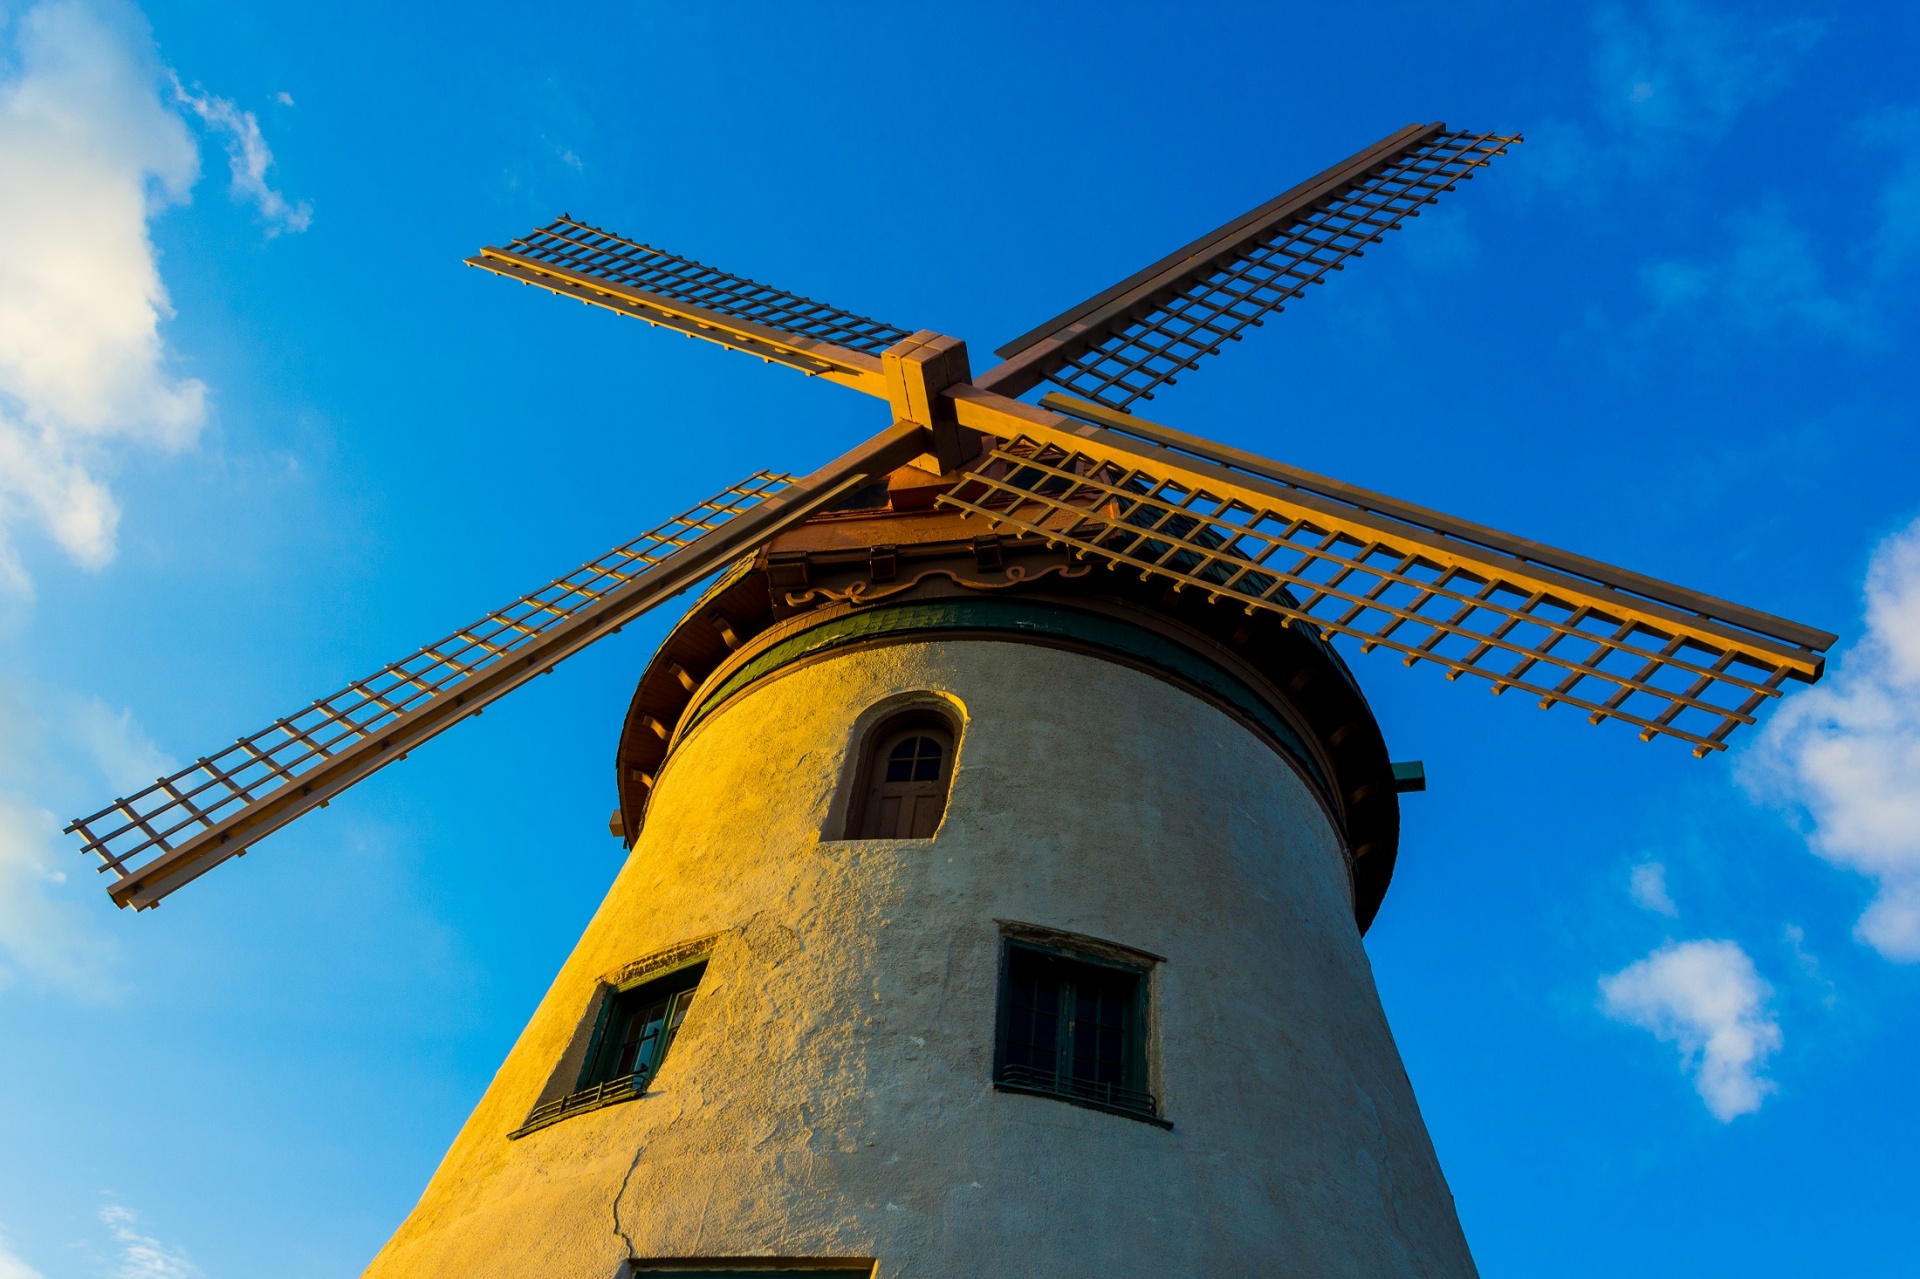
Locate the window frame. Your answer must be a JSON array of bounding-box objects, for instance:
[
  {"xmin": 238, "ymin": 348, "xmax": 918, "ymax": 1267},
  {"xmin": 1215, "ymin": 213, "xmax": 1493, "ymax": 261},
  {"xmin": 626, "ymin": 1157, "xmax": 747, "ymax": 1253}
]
[
  {"xmin": 991, "ymin": 936, "xmax": 1169, "ymax": 1128},
  {"xmin": 510, "ymin": 952, "xmax": 709, "ymax": 1140},
  {"xmin": 577, "ymin": 960, "xmax": 706, "ymax": 1091},
  {"xmin": 842, "ymin": 705, "xmax": 958, "ymax": 840}
]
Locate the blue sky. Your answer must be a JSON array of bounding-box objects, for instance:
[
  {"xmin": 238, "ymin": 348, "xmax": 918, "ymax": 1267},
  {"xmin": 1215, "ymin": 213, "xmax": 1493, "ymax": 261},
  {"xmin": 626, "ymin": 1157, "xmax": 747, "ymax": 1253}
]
[{"xmin": 0, "ymin": 1, "xmax": 1916, "ymax": 1275}]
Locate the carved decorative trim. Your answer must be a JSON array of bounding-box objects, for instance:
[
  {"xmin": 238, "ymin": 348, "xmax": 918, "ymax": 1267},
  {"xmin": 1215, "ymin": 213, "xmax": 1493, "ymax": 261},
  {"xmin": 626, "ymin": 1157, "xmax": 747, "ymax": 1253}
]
[{"xmin": 782, "ymin": 560, "xmax": 1090, "ymax": 610}]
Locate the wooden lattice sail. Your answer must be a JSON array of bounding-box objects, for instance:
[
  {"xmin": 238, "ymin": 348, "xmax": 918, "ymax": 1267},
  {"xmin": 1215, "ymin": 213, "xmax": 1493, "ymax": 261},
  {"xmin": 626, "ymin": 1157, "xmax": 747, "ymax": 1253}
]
[{"xmin": 70, "ymin": 118, "xmax": 1830, "ymax": 908}]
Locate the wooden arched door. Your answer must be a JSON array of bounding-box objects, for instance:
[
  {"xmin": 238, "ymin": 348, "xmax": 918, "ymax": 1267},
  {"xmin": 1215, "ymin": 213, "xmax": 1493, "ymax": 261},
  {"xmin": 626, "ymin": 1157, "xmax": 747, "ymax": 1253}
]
[{"xmin": 856, "ymin": 717, "xmax": 955, "ymax": 839}]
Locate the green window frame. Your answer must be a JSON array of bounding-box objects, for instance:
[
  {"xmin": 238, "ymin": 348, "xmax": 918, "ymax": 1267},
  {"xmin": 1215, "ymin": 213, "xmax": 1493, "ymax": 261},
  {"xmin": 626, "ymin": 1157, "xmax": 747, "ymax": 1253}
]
[
  {"xmin": 511, "ymin": 958, "xmax": 706, "ymax": 1139},
  {"xmin": 992, "ymin": 940, "xmax": 1165, "ymax": 1126},
  {"xmin": 580, "ymin": 962, "xmax": 704, "ymax": 1090}
]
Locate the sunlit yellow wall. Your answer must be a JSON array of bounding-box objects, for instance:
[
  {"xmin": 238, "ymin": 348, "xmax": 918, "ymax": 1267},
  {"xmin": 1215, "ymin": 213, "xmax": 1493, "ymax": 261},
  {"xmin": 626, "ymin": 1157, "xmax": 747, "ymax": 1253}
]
[{"xmin": 361, "ymin": 637, "xmax": 1474, "ymax": 1279}]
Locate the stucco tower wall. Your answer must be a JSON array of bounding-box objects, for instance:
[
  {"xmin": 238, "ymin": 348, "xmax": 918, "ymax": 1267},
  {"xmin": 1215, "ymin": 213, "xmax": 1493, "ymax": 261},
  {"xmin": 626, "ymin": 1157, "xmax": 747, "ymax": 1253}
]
[{"xmin": 361, "ymin": 638, "xmax": 1475, "ymax": 1279}]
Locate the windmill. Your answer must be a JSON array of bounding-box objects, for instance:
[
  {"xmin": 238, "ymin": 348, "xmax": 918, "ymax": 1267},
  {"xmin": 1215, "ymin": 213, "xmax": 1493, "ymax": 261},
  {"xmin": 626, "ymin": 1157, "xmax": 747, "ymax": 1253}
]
[{"xmin": 68, "ymin": 123, "xmax": 1834, "ymax": 1278}]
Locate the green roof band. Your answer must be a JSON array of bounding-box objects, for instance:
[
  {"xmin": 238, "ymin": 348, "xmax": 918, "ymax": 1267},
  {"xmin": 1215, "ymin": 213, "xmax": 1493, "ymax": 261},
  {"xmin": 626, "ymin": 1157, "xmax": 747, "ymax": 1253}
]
[{"xmin": 686, "ymin": 598, "xmax": 1330, "ymax": 800}]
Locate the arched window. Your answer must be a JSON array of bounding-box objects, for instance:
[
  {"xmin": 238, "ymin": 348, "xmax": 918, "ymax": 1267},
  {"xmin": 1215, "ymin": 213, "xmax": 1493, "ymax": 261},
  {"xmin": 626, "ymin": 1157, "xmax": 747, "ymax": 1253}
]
[{"xmin": 850, "ymin": 709, "xmax": 956, "ymax": 839}]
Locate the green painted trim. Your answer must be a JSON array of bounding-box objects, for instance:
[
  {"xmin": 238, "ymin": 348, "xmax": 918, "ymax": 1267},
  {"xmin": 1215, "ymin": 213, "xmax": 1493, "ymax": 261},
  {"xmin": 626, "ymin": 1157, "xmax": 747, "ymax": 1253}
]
[{"xmin": 687, "ymin": 598, "xmax": 1328, "ymax": 797}]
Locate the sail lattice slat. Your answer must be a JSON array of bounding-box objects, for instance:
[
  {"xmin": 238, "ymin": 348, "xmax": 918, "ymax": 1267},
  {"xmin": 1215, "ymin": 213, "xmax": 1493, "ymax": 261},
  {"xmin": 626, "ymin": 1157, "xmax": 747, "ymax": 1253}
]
[
  {"xmin": 939, "ymin": 437, "xmax": 1803, "ymax": 754},
  {"xmin": 499, "ymin": 217, "xmax": 912, "ymax": 356},
  {"xmin": 66, "ymin": 473, "xmax": 793, "ymax": 886},
  {"xmin": 1031, "ymin": 130, "xmax": 1517, "ymax": 409}
]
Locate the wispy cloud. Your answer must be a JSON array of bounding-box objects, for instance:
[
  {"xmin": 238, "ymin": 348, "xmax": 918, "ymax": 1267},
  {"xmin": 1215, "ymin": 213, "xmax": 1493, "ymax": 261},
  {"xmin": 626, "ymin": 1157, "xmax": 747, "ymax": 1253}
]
[
  {"xmin": 73, "ymin": 695, "xmax": 174, "ymax": 792},
  {"xmin": 171, "ymin": 74, "xmax": 310, "ymax": 234},
  {"xmin": 0, "ymin": 0, "xmax": 206, "ymax": 592},
  {"xmin": 1859, "ymin": 107, "xmax": 1920, "ymax": 278},
  {"xmin": 1639, "ymin": 201, "xmax": 1864, "ymax": 342},
  {"xmin": 0, "ymin": 678, "xmax": 144, "ymax": 998},
  {"xmin": 1526, "ymin": 2, "xmax": 1821, "ymax": 195},
  {"xmin": 1630, "ymin": 860, "xmax": 1680, "ymax": 915},
  {"xmin": 1593, "ymin": 1, "xmax": 1822, "ymax": 143},
  {"xmin": 1601, "ymin": 938, "xmax": 1782, "ymax": 1121},
  {"xmin": 0, "ymin": 1227, "xmax": 46, "ymax": 1279},
  {"xmin": 98, "ymin": 1205, "xmax": 198, "ymax": 1279},
  {"xmin": 0, "ymin": 787, "xmax": 119, "ymax": 997},
  {"xmin": 1631, "ymin": 104, "xmax": 1920, "ymax": 343},
  {"xmin": 1744, "ymin": 515, "xmax": 1920, "ymax": 960}
]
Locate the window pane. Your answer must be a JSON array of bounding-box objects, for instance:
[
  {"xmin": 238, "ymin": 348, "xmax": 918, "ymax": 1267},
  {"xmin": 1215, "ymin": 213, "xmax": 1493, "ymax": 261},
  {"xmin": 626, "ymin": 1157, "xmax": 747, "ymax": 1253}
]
[
  {"xmin": 1004, "ymin": 950, "xmax": 1062, "ymax": 1080},
  {"xmin": 659, "ymin": 989, "xmax": 695, "ymax": 1062},
  {"xmin": 1069, "ymin": 972, "xmax": 1131, "ymax": 1089},
  {"xmin": 589, "ymin": 964, "xmax": 706, "ymax": 1087},
  {"xmin": 911, "ymin": 736, "xmax": 942, "ymax": 782},
  {"xmin": 629, "ymin": 998, "xmax": 671, "ymax": 1075},
  {"xmin": 996, "ymin": 943, "xmax": 1152, "ymax": 1119},
  {"xmin": 884, "ymin": 738, "xmax": 920, "ymax": 782}
]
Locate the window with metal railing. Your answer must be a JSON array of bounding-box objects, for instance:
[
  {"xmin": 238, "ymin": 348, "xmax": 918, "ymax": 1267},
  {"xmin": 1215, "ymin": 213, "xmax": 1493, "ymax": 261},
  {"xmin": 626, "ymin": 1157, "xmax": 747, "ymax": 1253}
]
[
  {"xmin": 993, "ymin": 940, "xmax": 1163, "ymax": 1125},
  {"xmin": 511, "ymin": 959, "xmax": 706, "ymax": 1138}
]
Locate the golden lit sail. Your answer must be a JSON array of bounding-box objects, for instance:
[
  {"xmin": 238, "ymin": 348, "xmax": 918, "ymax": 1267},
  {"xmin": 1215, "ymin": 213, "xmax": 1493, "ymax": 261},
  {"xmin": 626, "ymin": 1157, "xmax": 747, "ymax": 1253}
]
[{"xmin": 937, "ymin": 393, "xmax": 1832, "ymax": 757}]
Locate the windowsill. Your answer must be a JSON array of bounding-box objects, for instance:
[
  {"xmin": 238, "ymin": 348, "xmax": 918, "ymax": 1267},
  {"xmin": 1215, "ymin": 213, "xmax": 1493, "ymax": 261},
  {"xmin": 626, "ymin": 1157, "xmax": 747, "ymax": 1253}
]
[
  {"xmin": 992, "ymin": 1080, "xmax": 1173, "ymax": 1129},
  {"xmin": 509, "ymin": 1072, "xmax": 649, "ymax": 1139}
]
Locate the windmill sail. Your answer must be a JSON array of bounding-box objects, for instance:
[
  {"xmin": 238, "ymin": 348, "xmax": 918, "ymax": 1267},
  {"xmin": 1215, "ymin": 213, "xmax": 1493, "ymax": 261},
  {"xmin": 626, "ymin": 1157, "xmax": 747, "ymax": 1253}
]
[
  {"xmin": 936, "ymin": 393, "xmax": 1833, "ymax": 756},
  {"xmin": 68, "ymin": 423, "xmax": 932, "ymax": 909},
  {"xmin": 976, "ymin": 124, "xmax": 1520, "ymax": 409},
  {"xmin": 467, "ymin": 218, "xmax": 905, "ymax": 397}
]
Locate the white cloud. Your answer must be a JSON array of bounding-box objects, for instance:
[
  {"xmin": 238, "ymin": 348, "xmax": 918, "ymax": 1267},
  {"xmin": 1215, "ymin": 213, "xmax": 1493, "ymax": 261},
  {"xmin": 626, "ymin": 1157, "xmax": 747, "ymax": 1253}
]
[
  {"xmin": 0, "ymin": 1228, "xmax": 46, "ymax": 1279},
  {"xmin": 98, "ymin": 1205, "xmax": 197, "ymax": 1279},
  {"xmin": 1632, "ymin": 107, "xmax": 1920, "ymax": 343},
  {"xmin": 1782, "ymin": 923, "xmax": 1836, "ymax": 1007},
  {"xmin": 73, "ymin": 695, "xmax": 174, "ymax": 792},
  {"xmin": 1630, "ymin": 860, "xmax": 1679, "ymax": 916},
  {"xmin": 1744, "ymin": 515, "xmax": 1920, "ymax": 960},
  {"xmin": 1600, "ymin": 938, "xmax": 1782, "ymax": 1121},
  {"xmin": 0, "ymin": 791, "xmax": 117, "ymax": 996},
  {"xmin": 172, "ymin": 75, "xmax": 309, "ymax": 234},
  {"xmin": 0, "ymin": 678, "xmax": 144, "ymax": 998},
  {"xmin": 0, "ymin": 0, "xmax": 206, "ymax": 589}
]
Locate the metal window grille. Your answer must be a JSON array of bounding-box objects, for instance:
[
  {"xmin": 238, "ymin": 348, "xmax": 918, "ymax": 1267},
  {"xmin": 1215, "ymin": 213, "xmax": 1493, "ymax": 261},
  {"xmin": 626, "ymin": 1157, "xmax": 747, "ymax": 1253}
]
[
  {"xmin": 995, "ymin": 1063, "xmax": 1158, "ymax": 1117},
  {"xmin": 509, "ymin": 1072, "xmax": 648, "ymax": 1140},
  {"xmin": 498, "ymin": 216, "xmax": 913, "ymax": 356},
  {"xmin": 67, "ymin": 475, "xmax": 793, "ymax": 887},
  {"xmin": 996, "ymin": 945, "xmax": 1156, "ymax": 1121},
  {"xmin": 940, "ymin": 436, "xmax": 1803, "ymax": 756},
  {"xmin": 1032, "ymin": 131, "xmax": 1517, "ymax": 409}
]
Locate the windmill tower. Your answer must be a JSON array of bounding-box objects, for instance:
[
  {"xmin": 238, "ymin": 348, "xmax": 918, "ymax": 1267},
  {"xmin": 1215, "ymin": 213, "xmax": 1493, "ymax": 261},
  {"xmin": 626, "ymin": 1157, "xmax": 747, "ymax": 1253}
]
[{"xmin": 68, "ymin": 123, "xmax": 1836, "ymax": 1279}]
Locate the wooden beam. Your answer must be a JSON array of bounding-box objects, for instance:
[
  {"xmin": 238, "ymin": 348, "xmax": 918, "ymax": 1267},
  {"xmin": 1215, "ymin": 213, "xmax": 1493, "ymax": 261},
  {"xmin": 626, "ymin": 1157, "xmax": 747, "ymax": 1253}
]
[
  {"xmin": 469, "ymin": 248, "xmax": 891, "ymax": 398},
  {"xmin": 96, "ymin": 421, "xmax": 934, "ymax": 909},
  {"xmin": 941, "ymin": 382, "xmax": 1826, "ymax": 682},
  {"xmin": 1037, "ymin": 393, "xmax": 1837, "ymax": 655},
  {"xmin": 975, "ymin": 123, "xmax": 1442, "ymax": 399}
]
